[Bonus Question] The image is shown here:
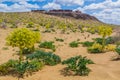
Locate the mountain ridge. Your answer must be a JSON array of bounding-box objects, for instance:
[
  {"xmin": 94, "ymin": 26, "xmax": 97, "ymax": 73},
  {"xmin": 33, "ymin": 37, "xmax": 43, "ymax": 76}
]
[{"xmin": 31, "ymin": 9, "xmax": 100, "ymax": 21}]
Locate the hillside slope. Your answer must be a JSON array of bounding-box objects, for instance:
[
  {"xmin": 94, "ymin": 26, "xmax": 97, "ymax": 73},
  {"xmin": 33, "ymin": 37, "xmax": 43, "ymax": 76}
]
[{"xmin": 0, "ymin": 12, "xmax": 113, "ymax": 29}]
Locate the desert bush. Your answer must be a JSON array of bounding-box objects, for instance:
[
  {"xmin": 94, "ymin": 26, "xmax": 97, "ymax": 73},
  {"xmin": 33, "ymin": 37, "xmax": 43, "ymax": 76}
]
[
  {"xmin": 90, "ymin": 37, "xmax": 115, "ymax": 53},
  {"xmin": 112, "ymin": 46, "xmax": 120, "ymax": 60},
  {"xmin": 93, "ymin": 37, "xmax": 114, "ymax": 45},
  {"xmin": 98, "ymin": 26, "xmax": 112, "ymax": 50},
  {"xmin": 105, "ymin": 44, "xmax": 116, "ymax": 52},
  {"xmin": 6, "ymin": 28, "xmax": 40, "ymax": 61},
  {"xmin": 59, "ymin": 22, "xmax": 67, "ymax": 33},
  {"xmin": 0, "ymin": 60, "xmax": 18, "ymax": 75},
  {"xmin": 55, "ymin": 37, "xmax": 64, "ymax": 42},
  {"xmin": 88, "ymin": 43, "xmax": 103, "ymax": 53},
  {"xmin": 93, "ymin": 38, "xmax": 103, "ymax": 45},
  {"xmin": 10, "ymin": 23, "xmax": 18, "ymax": 28},
  {"xmin": 0, "ymin": 59, "xmax": 43, "ymax": 77},
  {"xmin": 14, "ymin": 60, "xmax": 43, "ymax": 77},
  {"xmin": 22, "ymin": 48, "xmax": 34, "ymax": 54},
  {"xmin": 87, "ymin": 27, "xmax": 96, "ymax": 34},
  {"xmin": 81, "ymin": 41, "xmax": 94, "ymax": 47},
  {"xmin": 115, "ymin": 46, "xmax": 120, "ymax": 55},
  {"xmin": 27, "ymin": 50, "xmax": 61, "ymax": 66},
  {"xmin": 51, "ymin": 29, "xmax": 56, "ymax": 32},
  {"xmin": 106, "ymin": 37, "xmax": 114, "ymax": 44},
  {"xmin": 69, "ymin": 41, "xmax": 80, "ymax": 48},
  {"xmin": 45, "ymin": 22, "xmax": 51, "ymax": 30},
  {"xmin": 42, "ymin": 29, "xmax": 51, "ymax": 33},
  {"xmin": 62, "ymin": 55, "xmax": 94, "ymax": 76},
  {"xmin": 26, "ymin": 22, "xmax": 34, "ymax": 28},
  {"xmin": 26, "ymin": 59, "xmax": 43, "ymax": 72},
  {"xmin": 39, "ymin": 41, "xmax": 55, "ymax": 51}
]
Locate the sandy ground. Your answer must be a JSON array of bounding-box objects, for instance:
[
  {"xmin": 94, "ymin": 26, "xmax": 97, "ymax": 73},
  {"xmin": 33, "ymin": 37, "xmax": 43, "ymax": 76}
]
[{"xmin": 0, "ymin": 28, "xmax": 120, "ymax": 80}]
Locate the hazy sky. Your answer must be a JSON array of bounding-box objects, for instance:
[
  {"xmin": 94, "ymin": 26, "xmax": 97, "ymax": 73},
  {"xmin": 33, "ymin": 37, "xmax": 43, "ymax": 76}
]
[{"xmin": 0, "ymin": 0, "xmax": 120, "ymax": 25}]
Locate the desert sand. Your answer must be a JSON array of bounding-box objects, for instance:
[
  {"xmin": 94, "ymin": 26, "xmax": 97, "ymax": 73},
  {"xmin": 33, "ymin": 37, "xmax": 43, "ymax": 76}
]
[{"xmin": 0, "ymin": 28, "xmax": 120, "ymax": 80}]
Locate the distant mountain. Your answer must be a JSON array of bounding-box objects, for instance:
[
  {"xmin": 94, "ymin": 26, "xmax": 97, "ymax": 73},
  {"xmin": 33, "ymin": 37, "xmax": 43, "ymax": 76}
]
[{"xmin": 31, "ymin": 9, "xmax": 100, "ymax": 21}]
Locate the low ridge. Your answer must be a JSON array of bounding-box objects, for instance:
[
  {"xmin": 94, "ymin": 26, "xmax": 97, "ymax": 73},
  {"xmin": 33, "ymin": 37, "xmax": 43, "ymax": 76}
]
[{"xmin": 31, "ymin": 9, "xmax": 99, "ymax": 21}]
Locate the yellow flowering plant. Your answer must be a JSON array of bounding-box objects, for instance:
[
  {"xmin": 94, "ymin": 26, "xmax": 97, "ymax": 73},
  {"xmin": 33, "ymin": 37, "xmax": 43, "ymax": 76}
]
[
  {"xmin": 6, "ymin": 28, "xmax": 40, "ymax": 61},
  {"xmin": 98, "ymin": 25, "xmax": 112, "ymax": 50},
  {"xmin": 105, "ymin": 44, "xmax": 116, "ymax": 52},
  {"xmin": 88, "ymin": 43, "xmax": 103, "ymax": 53}
]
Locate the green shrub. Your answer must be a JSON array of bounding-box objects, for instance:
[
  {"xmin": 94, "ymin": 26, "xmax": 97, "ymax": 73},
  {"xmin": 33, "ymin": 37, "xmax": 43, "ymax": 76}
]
[
  {"xmin": 115, "ymin": 46, "xmax": 120, "ymax": 55},
  {"xmin": 55, "ymin": 37, "xmax": 64, "ymax": 42},
  {"xmin": 22, "ymin": 47, "xmax": 34, "ymax": 54},
  {"xmin": 106, "ymin": 37, "xmax": 114, "ymax": 44},
  {"xmin": 81, "ymin": 41, "xmax": 94, "ymax": 47},
  {"xmin": 0, "ymin": 59, "xmax": 43, "ymax": 77},
  {"xmin": 14, "ymin": 60, "xmax": 43, "ymax": 77},
  {"xmin": 26, "ymin": 22, "xmax": 34, "ymax": 28},
  {"xmin": 27, "ymin": 60, "xmax": 43, "ymax": 72},
  {"xmin": 51, "ymin": 29, "xmax": 56, "ymax": 32},
  {"xmin": 93, "ymin": 38, "xmax": 103, "ymax": 45},
  {"xmin": 0, "ymin": 60, "xmax": 18, "ymax": 75},
  {"xmin": 93, "ymin": 37, "xmax": 114, "ymax": 45},
  {"xmin": 42, "ymin": 30, "xmax": 51, "ymax": 33},
  {"xmin": 69, "ymin": 41, "xmax": 79, "ymax": 48},
  {"xmin": 14, "ymin": 61, "xmax": 28, "ymax": 76},
  {"xmin": 27, "ymin": 50, "xmax": 61, "ymax": 66},
  {"xmin": 62, "ymin": 55, "xmax": 94, "ymax": 76},
  {"xmin": 112, "ymin": 46, "xmax": 120, "ymax": 60},
  {"xmin": 39, "ymin": 41, "xmax": 55, "ymax": 51},
  {"xmin": 88, "ymin": 43, "xmax": 103, "ymax": 53}
]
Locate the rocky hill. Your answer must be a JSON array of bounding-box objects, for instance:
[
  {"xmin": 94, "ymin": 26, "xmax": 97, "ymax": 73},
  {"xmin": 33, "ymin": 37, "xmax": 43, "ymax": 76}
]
[{"xmin": 31, "ymin": 10, "xmax": 99, "ymax": 21}]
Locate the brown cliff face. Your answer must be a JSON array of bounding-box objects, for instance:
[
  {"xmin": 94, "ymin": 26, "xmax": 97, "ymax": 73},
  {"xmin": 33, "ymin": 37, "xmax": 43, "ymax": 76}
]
[{"xmin": 31, "ymin": 10, "xmax": 99, "ymax": 21}]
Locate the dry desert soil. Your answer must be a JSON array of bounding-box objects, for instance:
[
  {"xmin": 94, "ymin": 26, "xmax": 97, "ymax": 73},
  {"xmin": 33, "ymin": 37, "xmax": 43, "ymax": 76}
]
[{"xmin": 0, "ymin": 28, "xmax": 120, "ymax": 80}]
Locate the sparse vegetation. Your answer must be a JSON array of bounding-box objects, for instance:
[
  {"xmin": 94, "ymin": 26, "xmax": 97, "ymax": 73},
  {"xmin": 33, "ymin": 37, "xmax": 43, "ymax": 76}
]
[
  {"xmin": 55, "ymin": 37, "xmax": 64, "ymax": 42},
  {"xmin": 0, "ymin": 60, "xmax": 18, "ymax": 75},
  {"xmin": 80, "ymin": 41, "xmax": 94, "ymax": 47},
  {"xmin": 39, "ymin": 41, "xmax": 56, "ymax": 51},
  {"xmin": 27, "ymin": 50, "xmax": 61, "ymax": 66},
  {"xmin": 26, "ymin": 22, "xmax": 34, "ymax": 28},
  {"xmin": 0, "ymin": 12, "xmax": 119, "ymax": 80},
  {"xmin": 62, "ymin": 55, "xmax": 94, "ymax": 76},
  {"xmin": 0, "ymin": 59, "xmax": 43, "ymax": 77},
  {"xmin": 14, "ymin": 60, "xmax": 43, "ymax": 77},
  {"xmin": 88, "ymin": 43, "xmax": 103, "ymax": 53},
  {"xmin": 93, "ymin": 37, "xmax": 114, "ymax": 45},
  {"xmin": 105, "ymin": 44, "xmax": 116, "ymax": 52},
  {"xmin": 69, "ymin": 41, "xmax": 80, "ymax": 48},
  {"xmin": 113, "ymin": 46, "xmax": 120, "ymax": 60}
]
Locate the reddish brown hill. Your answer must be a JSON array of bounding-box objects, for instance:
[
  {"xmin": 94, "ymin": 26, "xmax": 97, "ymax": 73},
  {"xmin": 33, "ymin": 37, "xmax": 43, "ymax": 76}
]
[{"xmin": 31, "ymin": 9, "xmax": 99, "ymax": 21}]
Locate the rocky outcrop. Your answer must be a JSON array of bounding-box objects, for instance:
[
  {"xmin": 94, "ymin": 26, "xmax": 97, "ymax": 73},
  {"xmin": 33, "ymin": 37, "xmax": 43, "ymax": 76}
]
[{"xmin": 31, "ymin": 10, "xmax": 99, "ymax": 21}]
